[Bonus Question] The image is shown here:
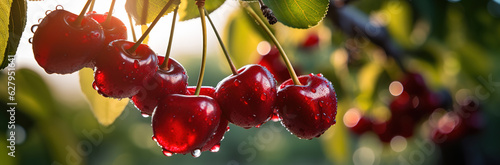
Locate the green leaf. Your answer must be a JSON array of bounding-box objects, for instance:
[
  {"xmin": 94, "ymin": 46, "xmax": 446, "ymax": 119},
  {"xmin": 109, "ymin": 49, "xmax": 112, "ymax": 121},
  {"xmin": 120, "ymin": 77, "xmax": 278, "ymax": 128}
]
[
  {"xmin": 79, "ymin": 68, "xmax": 129, "ymax": 126},
  {"xmin": 0, "ymin": 0, "xmax": 26, "ymax": 70},
  {"xmin": 125, "ymin": 0, "xmax": 180, "ymax": 25},
  {"xmin": 178, "ymin": 0, "xmax": 225, "ymax": 21},
  {"xmin": 262, "ymin": 0, "xmax": 329, "ymax": 29},
  {"xmin": 126, "ymin": 0, "xmax": 226, "ymax": 24}
]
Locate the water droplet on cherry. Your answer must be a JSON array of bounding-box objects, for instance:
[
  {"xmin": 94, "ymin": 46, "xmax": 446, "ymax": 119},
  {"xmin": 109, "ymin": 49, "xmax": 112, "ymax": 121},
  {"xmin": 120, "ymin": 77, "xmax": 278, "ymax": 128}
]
[
  {"xmin": 233, "ymin": 79, "xmax": 241, "ymax": 86},
  {"xmin": 162, "ymin": 149, "xmax": 173, "ymax": 157},
  {"xmin": 141, "ymin": 113, "xmax": 150, "ymax": 117},
  {"xmin": 191, "ymin": 149, "xmax": 201, "ymax": 158},
  {"xmin": 133, "ymin": 60, "xmax": 139, "ymax": 69},
  {"xmin": 210, "ymin": 144, "xmax": 220, "ymax": 152},
  {"xmin": 226, "ymin": 126, "xmax": 230, "ymax": 132},
  {"xmin": 260, "ymin": 93, "xmax": 267, "ymax": 101}
]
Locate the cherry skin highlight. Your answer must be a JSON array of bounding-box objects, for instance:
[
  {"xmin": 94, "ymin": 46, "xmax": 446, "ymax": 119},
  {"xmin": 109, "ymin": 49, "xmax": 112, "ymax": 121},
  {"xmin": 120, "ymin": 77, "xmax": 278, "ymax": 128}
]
[
  {"xmin": 32, "ymin": 9, "xmax": 104, "ymax": 74},
  {"xmin": 277, "ymin": 73, "xmax": 337, "ymax": 139},
  {"xmin": 93, "ymin": 40, "xmax": 158, "ymax": 98},
  {"xmin": 152, "ymin": 94, "xmax": 221, "ymax": 156},
  {"xmin": 215, "ymin": 64, "xmax": 277, "ymax": 129},
  {"xmin": 131, "ymin": 56, "xmax": 188, "ymax": 116}
]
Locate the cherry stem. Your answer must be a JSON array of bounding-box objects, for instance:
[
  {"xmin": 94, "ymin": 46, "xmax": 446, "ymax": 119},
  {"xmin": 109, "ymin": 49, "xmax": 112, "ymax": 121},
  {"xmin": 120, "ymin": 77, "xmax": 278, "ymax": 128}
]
[
  {"xmin": 194, "ymin": 1, "xmax": 207, "ymax": 96},
  {"xmin": 88, "ymin": 0, "xmax": 96, "ymax": 13},
  {"xmin": 242, "ymin": 4, "xmax": 301, "ymax": 85},
  {"xmin": 160, "ymin": 6, "xmax": 179, "ymax": 70},
  {"xmin": 103, "ymin": 0, "xmax": 117, "ymax": 27},
  {"xmin": 204, "ymin": 8, "xmax": 238, "ymax": 75},
  {"xmin": 74, "ymin": 0, "xmax": 94, "ymax": 27},
  {"xmin": 128, "ymin": 0, "xmax": 176, "ymax": 54},
  {"xmin": 127, "ymin": 12, "xmax": 137, "ymax": 42}
]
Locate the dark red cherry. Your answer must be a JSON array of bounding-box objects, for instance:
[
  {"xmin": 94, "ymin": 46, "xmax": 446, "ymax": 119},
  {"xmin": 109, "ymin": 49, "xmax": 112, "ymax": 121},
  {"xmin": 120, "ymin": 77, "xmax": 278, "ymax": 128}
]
[
  {"xmin": 200, "ymin": 115, "xmax": 228, "ymax": 152},
  {"xmin": 184, "ymin": 86, "xmax": 228, "ymax": 152},
  {"xmin": 431, "ymin": 112, "xmax": 466, "ymax": 144},
  {"xmin": 93, "ymin": 40, "xmax": 158, "ymax": 98},
  {"xmin": 258, "ymin": 47, "xmax": 301, "ymax": 83},
  {"xmin": 215, "ymin": 64, "xmax": 277, "ymax": 129},
  {"xmin": 401, "ymin": 72, "xmax": 428, "ymax": 95},
  {"xmin": 152, "ymin": 94, "xmax": 221, "ymax": 156},
  {"xmin": 372, "ymin": 114, "xmax": 416, "ymax": 143},
  {"xmin": 277, "ymin": 73, "xmax": 337, "ymax": 139},
  {"xmin": 32, "ymin": 9, "xmax": 104, "ymax": 74},
  {"xmin": 186, "ymin": 86, "xmax": 216, "ymax": 98},
  {"xmin": 131, "ymin": 56, "xmax": 188, "ymax": 116},
  {"xmin": 87, "ymin": 13, "xmax": 127, "ymax": 44},
  {"xmin": 344, "ymin": 108, "xmax": 372, "ymax": 135},
  {"xmin": 301, "ymin": 33, "xmax": 320, "ymax": 49}
]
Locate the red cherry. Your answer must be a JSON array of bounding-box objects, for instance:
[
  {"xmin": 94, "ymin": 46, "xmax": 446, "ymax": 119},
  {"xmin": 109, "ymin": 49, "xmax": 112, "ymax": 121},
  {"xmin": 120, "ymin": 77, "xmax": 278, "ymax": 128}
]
[
  {"xmin": 131, "ymin": 56, "xmax": 188, "ymax": 116},
  {"xmin": 301, "ymin": 33, "xmax": 320, "ymax": 49},
  {"xmin": 344, "ymin": 108, "xmax": 372, "ymax": 135},
  {"xmin": 93, "ymin": 40, "xmax": 158, "ymax": 98},
  {"xmin": 277, "ymin": 74, "xmax": 337, "ymax": 139},
  {"xmin": 258, "ymin": 47, "xmax": 301, "ymax": 83},
  {"xmin": 401, "ymin": 72, "xmax": 428, "ymax": 95},
  {"xmin": 184, "ymin": 86, "xmax": 228, "ymax": 152},
  {"xmin": 32, "ymin": 9, "xmax": 104, "ymax": 74},
  {"xmin": 186, "ymin": 86, "xmax": 216, "ymax": 98},
  {"xmin": 87, "ymin": 13, "xmax": 127, "ymax": 44},
  {"xmin": 372, "ymin": 114, "xmax": 416, "ymax": 143},
  {"xmin": 431, "ymin": 112, "xmax": 466, "ymax": 144},
  {"xmin": 215, "ymin": 64, "xmax": 277, "ymax": 129},
  {"xmin": 152, "ymin": 94, "xmax": 221, "ymax": 156}
]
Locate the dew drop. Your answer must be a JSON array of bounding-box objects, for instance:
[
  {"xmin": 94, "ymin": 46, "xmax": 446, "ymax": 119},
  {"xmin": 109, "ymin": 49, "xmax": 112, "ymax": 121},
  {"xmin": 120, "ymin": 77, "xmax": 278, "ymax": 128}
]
[
  {"xmin": 233, "ymin": 79, "xmax": 241, "ymax": 86},
  {"xmin": 271, "ymin": 113, "xmax": 280, "ymax": 122},
  {"xmin": 255, "ymin": 123, "xmax": 262, "ymax": 128},
  {"xmin": 226, "ymin": 126, "xmax": 230, "ymax": 132},
  {"xmin": 191, "ymin": 149, "xmax": 201, "ymax": 158},
  {"xmin": 309, "ymin": 73, "xmax": 314, "ymax": 77},
  {"xmin": 92, "ymin": 82, "xmax": 99, "ymax": 91},
  {"xmin": 31, "ymin": 25, "xmax": 38, "ymax": 33},
  {"xmin": 45, "ymin": 10, "xmax": 52, "ymax": 16},
  {"xmin": 28, "ymin": 38, "xmax": 33, "ymax": 44},
  {"xmin": 55, "ymin": 5, "xmax": 64, "ymax": 10},
  {"xmin": 210, "ymin": 144, "xmax": 220, "ymax": 152},
  {"xmin": 260, "ymin": 93, "xmax": 267, "ymax": 101},
  {"xmin": 133, "ymin": 60, "xmax": 139, "ymax": 69},
  {"xmin": 152, "ymin": 136, "xmax": 157, "ymax": 142},
  {"xmin": 162, "ymin": 149, "xmax": 173, "ymax": 157},
  {"xmin": 317, "ymin": 73, "xmax": 323, "ymax": 77},
  {"xmin": 141, "ymin": 113, "xmax": 150, "ymax": 117},
  {"xmin": 311, "ymin": 89, "xmax": 316, "ymax": 93}
]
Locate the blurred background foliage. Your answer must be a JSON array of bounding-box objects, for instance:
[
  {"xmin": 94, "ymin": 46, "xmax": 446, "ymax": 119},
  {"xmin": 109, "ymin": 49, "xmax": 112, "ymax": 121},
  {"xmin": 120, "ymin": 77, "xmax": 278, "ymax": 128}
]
[{"xmin": 1, "ymin": 0, "xmax": 500, "ymax": 164}]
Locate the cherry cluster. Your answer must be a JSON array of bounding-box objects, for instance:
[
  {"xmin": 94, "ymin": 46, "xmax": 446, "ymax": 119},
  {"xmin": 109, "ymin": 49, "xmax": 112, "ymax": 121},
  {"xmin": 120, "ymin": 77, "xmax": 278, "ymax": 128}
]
[
  {"xmin": 346, "ymin": 73, "xmax": 451, "ymax": 142},
  {"xmin": 31, "ymin": 6, "xmax": 338, "ymax": 157}
]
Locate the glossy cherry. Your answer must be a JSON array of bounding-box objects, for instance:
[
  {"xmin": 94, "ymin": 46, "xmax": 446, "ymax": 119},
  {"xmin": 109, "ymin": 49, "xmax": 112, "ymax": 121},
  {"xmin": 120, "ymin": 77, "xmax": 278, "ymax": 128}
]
[
  {"xmin": 184, "ymin": 86, "xmax": 228, "ymax": 152},
  {"xmin": 277, "ymin": 73, "xmax": 337, "ymax": 139},
  {"xmin": 215, "ymin": 64, "xmax": 277, "ymax": 129},
  {"xmin": 93, "ymin": 40, "xmax": 158, "ymax": 98},
  {"xmin": 131, "ymin": 56, "xmax": 188, "ymax": 116},
  {"xmin": 152, "ymin": 94, "xmax": 221, "ymax": 156},
  {"xmin": 86, "ymin": 12, "xmax": 127, "ymax": 44},
  {"xmin": 32, "ymin": 9, "xmax": 104, "ymax": 74}
]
